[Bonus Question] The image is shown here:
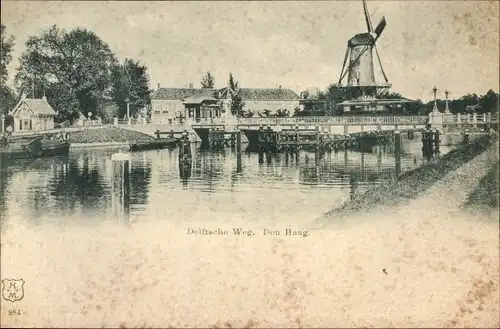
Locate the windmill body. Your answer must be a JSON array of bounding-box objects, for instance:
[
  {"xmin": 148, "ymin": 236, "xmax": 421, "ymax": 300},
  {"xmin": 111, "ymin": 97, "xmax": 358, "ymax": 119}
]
[
  {"xmin": 346, "ymin": 33, "xmax": 376, "ymax": 87},
  {"xmin": 337, "ymin": 0, "xmax": 412, "ymax": 113}
]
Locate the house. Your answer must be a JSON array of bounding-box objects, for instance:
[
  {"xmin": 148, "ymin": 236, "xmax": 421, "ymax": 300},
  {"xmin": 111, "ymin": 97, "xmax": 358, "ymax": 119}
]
[
  {"xmin": 150, "ymin": 86, "xmax": 216, "ymax": 124},
  {"xmin": 150, "ymin": 84, "xmax": 300, "ymax": 123},
  {"xmin": 237, "ymin": 87, "xmax": 301, "ymax": 115},
  {"xmin": 10, "ymin": 94, "xmax": 57, "ymax": 132}
]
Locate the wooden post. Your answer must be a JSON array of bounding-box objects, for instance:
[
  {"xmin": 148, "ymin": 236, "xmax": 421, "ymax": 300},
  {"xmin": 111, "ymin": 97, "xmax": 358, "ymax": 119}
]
[
  {"xmin": 295, "ymin": 125, "xmax": 299, "ymax": 149},
  {"xmin": 463, "ymin": 129, "xmax": 470, "ymax": 145},
  {"xmin": 433, "ymin": 129, "xmax": 440, "ymax": 153},
  {"xmin": 258, "ymin": 125, "xmax": 264, "ymax": 152},
  {"xmin": 156, "ymin": 129, "xmax": 160, "ymax": 139},
  {"xmin": 111, "ymin": 150, "xmax": 130, "ymax": 223},
  {"xmin": 315, "ymin": 125, "xmax": 320, "ymax": 150},
  {"xmin": 179, "ymin": 131, "xmax": 192, "ymax": 164},
  {"xmin": 236, "ymin": 129, "xmax": 241, "ymax": 154},
  {"xmin": 394, "ymin": 130, "xmax": 401, "ymax": 176},
  {"xmin": 421, "ymin": 128, "xmax": 431, "ymax": 157}
]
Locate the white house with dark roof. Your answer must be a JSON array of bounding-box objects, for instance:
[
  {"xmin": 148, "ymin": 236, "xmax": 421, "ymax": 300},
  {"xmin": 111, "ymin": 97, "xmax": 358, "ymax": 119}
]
[
  {"xmin": 9, "ymin": 94, "xmax": 57, "ymax": 132},
  {"xmin": 150, "ymin": 85, "xmax": 300, "ymax": 123}
]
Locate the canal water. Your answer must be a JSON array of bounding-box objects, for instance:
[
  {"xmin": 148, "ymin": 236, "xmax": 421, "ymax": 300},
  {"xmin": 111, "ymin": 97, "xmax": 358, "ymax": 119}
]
[{"xmin": 0, "ymin": 136, "xmax": 451, "ymax": 229}]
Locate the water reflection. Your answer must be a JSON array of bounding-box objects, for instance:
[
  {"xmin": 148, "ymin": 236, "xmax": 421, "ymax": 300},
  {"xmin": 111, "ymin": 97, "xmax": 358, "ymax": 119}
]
[{"xmin": 1, "ymin": 138, "xmax": 448, "ymax": 227}]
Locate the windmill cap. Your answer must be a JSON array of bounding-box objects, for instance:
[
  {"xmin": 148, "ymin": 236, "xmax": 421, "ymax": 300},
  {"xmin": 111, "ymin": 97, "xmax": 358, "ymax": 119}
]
[{"xmin": 348, "ymin": 33, "xmax": 375, "ymax": 46}]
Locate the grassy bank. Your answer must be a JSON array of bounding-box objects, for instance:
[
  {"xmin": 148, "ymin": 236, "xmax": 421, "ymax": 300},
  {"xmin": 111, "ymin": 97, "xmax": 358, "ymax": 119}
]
[
  {"xmin": 325, "ymin": 134, "xmax": 497, "ymax": 217},
  {"xmin": 69, "ymin": 127, "xmax": 155, "ymax": 144},
  {"xmin": 465, "ymin": 158, "xmax": 499, "ymax": 210}
]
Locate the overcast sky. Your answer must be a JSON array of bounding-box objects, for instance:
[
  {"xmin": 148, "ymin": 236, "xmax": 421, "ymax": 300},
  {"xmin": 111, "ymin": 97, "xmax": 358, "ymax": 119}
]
[{"xmin": 2, "ymin": 1, "xmax": 499, "ymax": 101}]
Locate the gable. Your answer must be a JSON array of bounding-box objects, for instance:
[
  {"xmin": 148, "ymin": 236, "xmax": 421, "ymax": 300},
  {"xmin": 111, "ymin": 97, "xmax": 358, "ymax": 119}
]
[{"xmin": 12, "ymin": 101, "xmax": 35, "ymax": 118}]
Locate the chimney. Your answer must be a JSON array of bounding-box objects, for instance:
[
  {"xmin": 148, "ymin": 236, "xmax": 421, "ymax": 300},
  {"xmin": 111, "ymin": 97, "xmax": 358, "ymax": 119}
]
[
  {"xmin": 157, "ymin": 82, "xmax": 160, "ymax": 90},
  {"xmin": 189, "ymin": 83, "xmax": 193, "ymax": 89},
  {"xmin": 279, "ymin": 85, "xmax": 282, "ymax": 89}
]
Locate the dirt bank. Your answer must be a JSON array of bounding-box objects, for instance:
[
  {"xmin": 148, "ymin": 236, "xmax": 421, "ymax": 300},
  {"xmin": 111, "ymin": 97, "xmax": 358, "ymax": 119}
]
[{"xmin": 69, "ymin": 127, "xmax": 155, "ymax": 144}]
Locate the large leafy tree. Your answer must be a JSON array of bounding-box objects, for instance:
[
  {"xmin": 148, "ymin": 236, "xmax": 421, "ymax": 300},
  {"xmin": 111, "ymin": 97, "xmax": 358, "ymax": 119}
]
[
  {"xmin": 15, "ymin": 25, "xmax": 118, "ymax": 123},
  {"xmin": 1, "ymin": 24, "xmax": 15, "ymax": 86},
  {"xmin": 200, "ymin": 71, "xmax": 215, "ymax": 89},
  {"xmin": 228, "ymin": 73, "xmax": 244, "ymax": 117},
  {"xmin": 110, "ymin": 58, "xmax": 152, "ymax": 119},
  {"xmin": 1, "ymin": 24, "xmax": 18, "ymax": 118}
]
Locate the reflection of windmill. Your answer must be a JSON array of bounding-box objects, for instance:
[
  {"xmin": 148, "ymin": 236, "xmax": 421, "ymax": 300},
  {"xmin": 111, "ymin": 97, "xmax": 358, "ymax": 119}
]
[
  {"xmin": 337, "ymin": 0, "xmax": 413, "ymax": 113},
  {"xmin": 338, "ymin": 0, "xmax": 389, "ymax": 95}
]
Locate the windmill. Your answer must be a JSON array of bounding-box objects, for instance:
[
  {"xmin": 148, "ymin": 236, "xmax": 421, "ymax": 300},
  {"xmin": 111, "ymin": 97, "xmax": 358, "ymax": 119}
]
[
  {"xmin": 338, "ymin": 0, "xmax": 389, "ymax": 96},
  {"xmin": 336, "ymin": 0, "xmax": 412, "ymax": 113}
]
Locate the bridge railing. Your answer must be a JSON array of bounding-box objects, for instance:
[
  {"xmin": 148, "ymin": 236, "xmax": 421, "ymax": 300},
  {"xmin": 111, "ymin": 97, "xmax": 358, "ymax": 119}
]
[
  {"xmin": 114, "ymin": 113, "xmax": 498, "ymax": 129},
  {"xmin": 441, "ymin": 113, "xmax": 498, "ymax": 124},
  {"xmin": 235, "ymin": 116, "xmax": 429, "ymax": 126}
]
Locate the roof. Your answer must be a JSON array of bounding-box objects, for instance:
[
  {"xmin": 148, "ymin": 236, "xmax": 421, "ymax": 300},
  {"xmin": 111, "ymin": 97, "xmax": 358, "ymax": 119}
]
[
  {"xmin": 238, "ymin": 88, "xmax": 300, "ymax": 101},
  {"xmin": 152, "ymin": 87, "xmax": 300, "ymax": 101},
  {"xmin": 338, "ymin": 99, "xmax": 414, "ymax": 106},
  {"xmin": 151, "ymin": 88, "xmax": 215, "ymax": 100},
  {"xmin": 183, "ymin": 95, "xmax": 218, "ymax": 105},
  {"xmin": 348, "ymin": 33, "xmax": 375, "ymax": 46},
  {"xmin": 13, "ymin": 97, "xmax": 56, "ymax": 116}
]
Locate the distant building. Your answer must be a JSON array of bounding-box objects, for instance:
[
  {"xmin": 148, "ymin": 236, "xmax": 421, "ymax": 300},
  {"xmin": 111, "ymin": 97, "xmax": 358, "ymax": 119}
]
[
  {"xmin": 10, "ymin": 94, "xmax": 57, "ymax": 132},
  {"xmin": 150, "ymin": 87, "xmax": 214, "ymax": 124},
  {"xmin": 222, "ymin": 86, "xmax": 301, "ymax": 116},
  {"xmin": 150, "ymin": 84, "xmax": 300, "ymax": 123},
  {"xmin": 73, "ymin": 111, "xmax": 88, "ymax": 127}
]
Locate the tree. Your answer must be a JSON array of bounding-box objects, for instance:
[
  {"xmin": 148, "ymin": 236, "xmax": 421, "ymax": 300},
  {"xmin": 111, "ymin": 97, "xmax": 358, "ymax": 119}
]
[
  {"xmin": 201, "ymin": 71, "xmax": 215, "ymax": 89},
  {"xmin": 15, "ymin": 25, "xmax": 118, "ymax": 123},
  {"xmin": 1, "ymin": 24, "xmax": 17, "ymax": 118},
  {"xmin": 479, "ymin": 89, "xmax": 498, "ymax": 114},
  {"xmin": 1, "ymin": 24, "xmax": 15, "ymax": 87},
  {"xmin": 110, "ymin": 58, "xmax": 152, "ymax": 119},
  {"xmin": 228, "ymin": 73, "xmax": 245, "ymax": 117}
]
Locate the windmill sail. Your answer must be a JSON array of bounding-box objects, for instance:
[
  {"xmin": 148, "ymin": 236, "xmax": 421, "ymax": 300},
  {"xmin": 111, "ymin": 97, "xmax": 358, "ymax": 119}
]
[
  {"xmin": 374, "ymin": 16, "xmax": 387, "ymax": 39},
  {"xmin": 362, "ymin": 0, "xmax": 374, "ymax": 32}
]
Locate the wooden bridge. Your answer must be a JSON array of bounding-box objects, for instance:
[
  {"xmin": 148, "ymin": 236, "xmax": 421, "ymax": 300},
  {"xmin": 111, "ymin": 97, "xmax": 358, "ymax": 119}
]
[{"xmin": 5, "ymin": 112, "xmax": 497, "ymax": 144}]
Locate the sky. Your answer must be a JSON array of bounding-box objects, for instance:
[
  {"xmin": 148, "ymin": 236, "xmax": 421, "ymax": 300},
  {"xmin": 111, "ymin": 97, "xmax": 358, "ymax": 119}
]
[{"xmin": 2, "ymin": 0, "xmax": 499, "ymax": 101}]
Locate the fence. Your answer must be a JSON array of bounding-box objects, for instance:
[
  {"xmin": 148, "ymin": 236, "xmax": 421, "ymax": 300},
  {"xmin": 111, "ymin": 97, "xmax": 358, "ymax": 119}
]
[{"xmin": 441, "ymin": 113, "xmax": 498, "ymax": 124}]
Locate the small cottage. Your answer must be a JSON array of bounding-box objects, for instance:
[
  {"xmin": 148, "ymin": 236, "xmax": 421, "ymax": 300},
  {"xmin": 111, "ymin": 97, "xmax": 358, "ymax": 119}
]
[
  {"xmin": 10, "ymin": 95, "xmax": 57, "ymax": 132},
  {"xmin": 183, "ymin": 94, "xmax": 221, "ymax": 122}
]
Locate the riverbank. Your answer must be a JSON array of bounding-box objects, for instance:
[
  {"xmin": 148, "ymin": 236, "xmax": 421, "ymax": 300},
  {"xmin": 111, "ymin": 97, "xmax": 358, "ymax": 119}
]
[{"xmin": 323, "ymin": 134, "xmax": 497, "ymax": 218}]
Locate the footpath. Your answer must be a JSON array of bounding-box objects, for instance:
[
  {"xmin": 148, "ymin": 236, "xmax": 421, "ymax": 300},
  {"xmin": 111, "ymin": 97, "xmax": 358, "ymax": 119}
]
[{"xmin": 320, "ymin": 139, "xmax": 499, "ymax": 327}]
